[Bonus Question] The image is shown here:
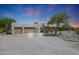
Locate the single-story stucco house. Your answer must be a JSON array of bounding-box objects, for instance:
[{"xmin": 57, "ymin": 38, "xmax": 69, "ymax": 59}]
[{"xmin": 11, "ymin": 23, "xmax": 63, "ymax": 34}]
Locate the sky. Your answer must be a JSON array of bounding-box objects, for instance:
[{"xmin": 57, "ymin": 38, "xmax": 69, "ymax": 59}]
[{"xmin": 0, "ymin": 4, "xmax": 79, "ymax": 28}]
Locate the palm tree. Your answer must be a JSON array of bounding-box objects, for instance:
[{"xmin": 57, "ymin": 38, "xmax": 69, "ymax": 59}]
[{"xmin": 48, "ymin": 12, "xmax": 69, "ymax": 36}]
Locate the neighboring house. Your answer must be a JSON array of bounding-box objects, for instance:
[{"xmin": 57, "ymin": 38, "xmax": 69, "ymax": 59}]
[{"xmin": 11, "ymin": 23, "xmax": 63, "ymax": 34}]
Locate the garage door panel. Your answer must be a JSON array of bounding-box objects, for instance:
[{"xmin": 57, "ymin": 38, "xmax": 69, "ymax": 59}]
[
  {"xmin": 24, "ymin": 27, "xmax": 35, "ymax": 33},
  {"xmin": 14, "ymin": 27, "xmax": 22, "ymax": 34}
]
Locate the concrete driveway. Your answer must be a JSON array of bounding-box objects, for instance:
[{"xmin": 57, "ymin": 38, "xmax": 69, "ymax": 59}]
[{"xmin": 0, "ymin": 33, "xmax": 79, "ymax": 55}]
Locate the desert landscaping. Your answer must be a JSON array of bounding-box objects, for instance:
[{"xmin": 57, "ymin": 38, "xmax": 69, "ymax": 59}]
[{"xmin": 0, "ymin": 4, "xmax": 79, "ymax": 55}]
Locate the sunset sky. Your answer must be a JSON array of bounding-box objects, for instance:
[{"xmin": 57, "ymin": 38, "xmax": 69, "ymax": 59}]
[{"xmin": 0, "ymin": 4, "xmax": 79, "ymax": 28}]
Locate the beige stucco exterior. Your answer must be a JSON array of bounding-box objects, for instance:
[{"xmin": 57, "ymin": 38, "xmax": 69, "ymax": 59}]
[{"xmin": 11, "ymin": 23, "xmax": 63, "ymax": 34}]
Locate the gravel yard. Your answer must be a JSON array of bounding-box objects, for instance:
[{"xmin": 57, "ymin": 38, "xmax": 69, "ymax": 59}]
[{"xmin": 0, "ymin": 33, "xmax": 79, "ymax": 55}]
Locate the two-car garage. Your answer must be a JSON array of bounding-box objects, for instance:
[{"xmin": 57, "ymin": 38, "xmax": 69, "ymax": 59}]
[
  {"xmin": 14, "ymin": 27, "xmax": 36, "ymax": 34},
  {"xmin": 11, "ymin": 23, "xmax": 37, "ymax": 34}
]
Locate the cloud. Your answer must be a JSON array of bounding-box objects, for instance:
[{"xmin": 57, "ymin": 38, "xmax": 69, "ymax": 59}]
[
  {"xmin": 71, "ymin": 23, "xmax": 79, "ymax": 28},
  {"xmin": 70, "ymin": 18, "xmax": 79, "ymax": 28},
  {"xmin": 22, "ymin": 7, "xmax": 42, "ymax": 16},
  {"xmin": 0, "ymin": 12, "xmax": 11, "ymax": 17},
  {"xmin": 26, "ymin": 8, "xmax": 34, "ymax": 16}
]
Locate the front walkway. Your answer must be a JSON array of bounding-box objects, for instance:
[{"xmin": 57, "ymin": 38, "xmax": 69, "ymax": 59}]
[{"xmin": 0, "ymin": 33, "xmax": 79, "ymax": 55}]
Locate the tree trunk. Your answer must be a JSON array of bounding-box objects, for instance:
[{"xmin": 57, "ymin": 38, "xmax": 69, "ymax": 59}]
[{"xmin": 55, "ymin": 23, "xmax": 59, "ymax": 36}]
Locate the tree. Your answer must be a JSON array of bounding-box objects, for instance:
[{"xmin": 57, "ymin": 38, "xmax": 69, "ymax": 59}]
[
  {"xmin": 0, "ymin": 17, "xmax": 16, "ymax": 32},
  {"xmin": 61, "ymin": 24, "xmax": 74, "ymax": 31},
  {"xmin": 48, "ymin": 12, "xmax": 69, "ymax": 36}
]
